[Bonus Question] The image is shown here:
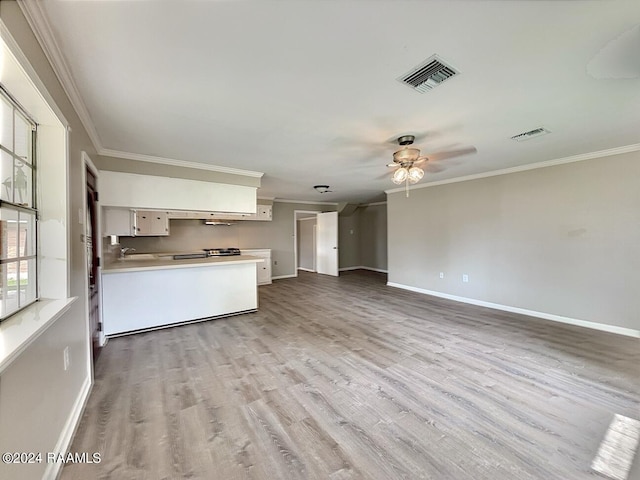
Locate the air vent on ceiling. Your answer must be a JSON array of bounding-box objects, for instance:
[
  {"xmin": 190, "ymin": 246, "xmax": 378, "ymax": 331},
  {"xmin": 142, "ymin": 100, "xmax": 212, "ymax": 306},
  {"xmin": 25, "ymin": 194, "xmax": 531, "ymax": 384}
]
[
  {"xmin": 510, "ymin": 127, "xmax": 551, "ymax": 142},
  {"xmin": 398, "ymin": 54, "xmax": 459, "ymax": 93}
]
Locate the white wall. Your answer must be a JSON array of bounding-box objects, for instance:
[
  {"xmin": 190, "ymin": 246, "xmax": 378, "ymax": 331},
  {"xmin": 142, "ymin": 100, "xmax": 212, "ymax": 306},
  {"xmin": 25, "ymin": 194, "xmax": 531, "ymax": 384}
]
[{"xmin": 387, "ymin": 151, "xmax": 640, "ymax": 333}]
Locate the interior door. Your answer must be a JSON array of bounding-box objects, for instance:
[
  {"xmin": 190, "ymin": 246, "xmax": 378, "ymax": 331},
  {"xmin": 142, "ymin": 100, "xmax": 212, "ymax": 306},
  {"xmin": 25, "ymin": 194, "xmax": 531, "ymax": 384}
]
[
  {"xmin": 86, "ymin": 168, "xmax": 102, "ymax": 362},
  {"xmin": 316, "ymin": 211, "xmax": 338, "ymax": 276}
]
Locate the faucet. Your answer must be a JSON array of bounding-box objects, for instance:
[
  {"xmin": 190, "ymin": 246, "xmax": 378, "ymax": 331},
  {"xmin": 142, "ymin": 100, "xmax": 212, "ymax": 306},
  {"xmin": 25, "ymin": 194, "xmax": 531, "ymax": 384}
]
[{"xmin": 119, "ymin": 247, "xmax": 136, "ymax": 259}]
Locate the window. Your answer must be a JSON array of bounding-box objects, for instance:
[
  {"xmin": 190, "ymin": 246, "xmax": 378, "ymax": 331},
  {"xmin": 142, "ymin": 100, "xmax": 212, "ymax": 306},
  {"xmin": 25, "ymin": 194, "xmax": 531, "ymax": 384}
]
[{"xmin": 0, "ymin": 85, "xmax": 37, "ymax": 320}]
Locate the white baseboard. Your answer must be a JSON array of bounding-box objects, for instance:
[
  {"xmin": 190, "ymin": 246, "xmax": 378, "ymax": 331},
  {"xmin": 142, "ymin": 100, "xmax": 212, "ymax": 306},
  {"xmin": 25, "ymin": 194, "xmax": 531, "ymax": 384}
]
[
  {"xmin": 272, "ymin": 274, "xmax": 297, "ymax": 280},
  {"xmin": 387, "ymin": 282, "xmax": 640, "ymax": 338},
  {"xmin": 44, "ymin": 374, "xmax": 92, "ymax": 480},
  {"xmin": 297, "ymin": 267, "xmax": 316, "ymax": 272},
  {"xmin": 339, "ymin": 266, "xmax": 388, "ymax": 273}
]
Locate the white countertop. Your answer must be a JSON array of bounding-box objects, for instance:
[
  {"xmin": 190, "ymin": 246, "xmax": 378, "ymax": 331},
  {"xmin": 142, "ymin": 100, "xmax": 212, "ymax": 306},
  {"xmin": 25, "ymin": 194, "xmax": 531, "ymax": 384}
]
[{"xmin": 103, "ymin": 254, "xmax": 264, "ymax": 274}]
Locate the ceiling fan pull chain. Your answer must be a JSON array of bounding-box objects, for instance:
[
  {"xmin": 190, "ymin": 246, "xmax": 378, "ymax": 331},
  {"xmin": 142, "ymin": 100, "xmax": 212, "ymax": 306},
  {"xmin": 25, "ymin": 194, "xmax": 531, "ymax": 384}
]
[{"xmin": 405, "ymin": 177, "xmax": 409, "ymax": 197}]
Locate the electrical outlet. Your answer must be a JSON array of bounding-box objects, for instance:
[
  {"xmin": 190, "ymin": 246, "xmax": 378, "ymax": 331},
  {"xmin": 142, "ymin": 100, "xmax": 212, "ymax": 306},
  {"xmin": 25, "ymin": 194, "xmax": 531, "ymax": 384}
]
[
  {"xmin": 439, "ymin": 272, "xmax": 444, "ymax": 279},
  {"xmin": 462, "ymin": 274, "xmax": 469, "ymax": 283},
  {"xmin": 63, "ymin": 346, "xmax": 70, "ymax": 371}
]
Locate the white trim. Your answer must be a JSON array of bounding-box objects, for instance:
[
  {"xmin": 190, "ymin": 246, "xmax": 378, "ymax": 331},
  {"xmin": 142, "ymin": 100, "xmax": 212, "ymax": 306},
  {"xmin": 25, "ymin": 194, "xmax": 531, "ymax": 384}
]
[
  {"xmin": 340, "ymin": 266, "xmax": 388, "ymax": 273},
  {"xmin": 297, "ymin": 267, "xmax": 316, "ymax": 272},
  {"xmin": 293, "ymin": 210, "xmax": 320, "ymax": 276},
  {"xmin": 0, "ymin": 298, "xmax": 77, "ymax": 373},
  {"xmin": 0, "ymin": 20, "xmax": 68, "ymax": 127},
  {"xmin": 82, "ymin": 152, "xmax": 103, "ymax": 368},
  {"xmin": 298, "ymin": 216, "xmax": 317, "ymax": 222},
  {"xmin": 272, "ymin": 274, "xmax": 297, "ymax": 280},
  {"xmin": 275, "ymin": 199, "xmax": 339, "ymax": 206},
  {"xmin": 17, "ymin": 0, "xmax": 99, "ymax": 149},
  {"xmin": 100, "ymin": 148, "xmax": 264, "ymax": 178},
  {"xmin": 385, "ymin": 143, "xmax": 640, "ymax": 195},
  {"xmin": 386, "ymin": 282, "xmax": 640, "ymax": 338},
  {"xmin": 42, "ymin": 375, "xmax": 92, "ymax": 480},
  {"xmin": 360, "ymin": 201, "xmax": 387, "ymax": 207}
]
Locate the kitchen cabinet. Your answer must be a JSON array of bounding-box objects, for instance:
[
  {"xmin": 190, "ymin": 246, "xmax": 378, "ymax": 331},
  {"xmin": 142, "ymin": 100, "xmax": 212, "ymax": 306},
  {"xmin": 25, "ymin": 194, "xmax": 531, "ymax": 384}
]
[
  {"xmin": 257, "ymin": 204, "xmax": 272, "ymax": 221},
  {"xmin": 102, "ymin": 208, "xmax": 169, "ymax": 236},
  {"xmin": 103, "ymin": 207, "xmax": 133, "ymax": 236},
  {"xmin": 102, "ymin": 257, "xmax": 260, "ymax": 336},
  {"xmin": 133, "ymin": 210, "xmax": 169, "ymax": 236},
  {"xmin": 243, "ymin": 249, "xmax": 272, "ymax": 285},
  {"xmin": 100, "ymin": 171, "xmax": 257, "ymax": 214}
]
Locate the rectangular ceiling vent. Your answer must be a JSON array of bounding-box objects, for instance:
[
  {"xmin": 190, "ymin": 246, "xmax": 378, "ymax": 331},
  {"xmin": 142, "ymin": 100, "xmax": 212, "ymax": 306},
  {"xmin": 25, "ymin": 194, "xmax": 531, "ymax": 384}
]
[
  {"xmin": 510, "ymin": 127, "xmax": 551, "ymax": 142},
  {"xmin": 399, "ymin": 55, "xmax": 459, "ymax": 93}
]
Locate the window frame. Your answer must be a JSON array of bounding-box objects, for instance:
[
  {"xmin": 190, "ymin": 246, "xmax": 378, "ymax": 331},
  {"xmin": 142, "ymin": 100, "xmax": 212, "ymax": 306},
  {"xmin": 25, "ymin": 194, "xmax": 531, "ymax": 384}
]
[{"xmin": 0, "ymin": 83, "xmax": 38, "ymax": 321}]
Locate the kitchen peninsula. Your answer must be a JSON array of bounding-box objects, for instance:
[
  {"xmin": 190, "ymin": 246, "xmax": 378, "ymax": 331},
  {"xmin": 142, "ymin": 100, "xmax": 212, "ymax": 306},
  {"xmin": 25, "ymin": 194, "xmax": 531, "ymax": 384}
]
[{"xmin": 102, "ymin": 254, "xmax": 264, "ymax": 336}]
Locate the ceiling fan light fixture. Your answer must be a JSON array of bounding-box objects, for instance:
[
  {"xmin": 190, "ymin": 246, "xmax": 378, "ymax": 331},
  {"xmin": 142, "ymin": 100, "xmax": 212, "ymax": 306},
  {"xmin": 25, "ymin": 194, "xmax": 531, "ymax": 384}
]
[
  {"xmin": 393, "ymin": 147, "xmax": 421, "ymax": 163},
  {"xmin": 408, "ymin": 166, "xmax": 424, "ymax": 184},
  {"xmin": 392, "ymin": 167, "xmax": 409, "ymax": 185}
]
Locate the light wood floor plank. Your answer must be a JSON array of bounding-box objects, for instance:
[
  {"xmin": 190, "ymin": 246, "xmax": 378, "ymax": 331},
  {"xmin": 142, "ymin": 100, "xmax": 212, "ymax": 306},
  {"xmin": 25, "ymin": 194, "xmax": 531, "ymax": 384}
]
[{"xmin": 62, "ymin": 270, "xmax": 639, "ymax": 479}]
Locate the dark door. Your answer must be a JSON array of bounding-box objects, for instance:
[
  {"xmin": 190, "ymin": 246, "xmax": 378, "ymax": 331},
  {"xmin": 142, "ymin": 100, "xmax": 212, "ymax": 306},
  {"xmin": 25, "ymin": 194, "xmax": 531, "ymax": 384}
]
[{"xmin": 86, "ymin": 168, "xmax": 102, "ymax": 362}]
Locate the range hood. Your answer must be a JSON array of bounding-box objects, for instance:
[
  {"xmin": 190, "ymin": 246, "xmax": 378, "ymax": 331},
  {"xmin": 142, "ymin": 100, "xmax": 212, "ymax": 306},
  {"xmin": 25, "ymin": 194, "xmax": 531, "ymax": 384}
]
[{"xmin": 204, "ymin": 220, "xmax": 236, "ymax": 226}]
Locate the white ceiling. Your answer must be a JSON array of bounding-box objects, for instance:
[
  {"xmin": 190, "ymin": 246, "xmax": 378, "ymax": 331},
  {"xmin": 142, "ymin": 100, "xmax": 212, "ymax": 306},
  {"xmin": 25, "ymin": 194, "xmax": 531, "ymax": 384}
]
[{"xmin": 31, "ymin": 0, "xmax": 640, "ymax": 203}]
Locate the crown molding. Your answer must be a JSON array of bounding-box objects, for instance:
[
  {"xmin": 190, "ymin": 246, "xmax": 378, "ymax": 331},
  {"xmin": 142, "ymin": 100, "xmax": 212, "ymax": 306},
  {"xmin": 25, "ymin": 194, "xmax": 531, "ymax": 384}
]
[
  {"xmin": 360, "ymin": 201, "xmax": 387, "ymax": 207},
  {"xmin": 275, "ymin": 199, "xmax": 339, "ymax": 206},
  {"xmin": 100, "ymin": 148, "xmax": 264, "ymax": 178},
  {"xmin": 385, "ymin": 143, "xmax": 640, "ymax": 195},
  {"xmin": 18, "ymin": 0, "xmax": 103, "ymax": 151}
]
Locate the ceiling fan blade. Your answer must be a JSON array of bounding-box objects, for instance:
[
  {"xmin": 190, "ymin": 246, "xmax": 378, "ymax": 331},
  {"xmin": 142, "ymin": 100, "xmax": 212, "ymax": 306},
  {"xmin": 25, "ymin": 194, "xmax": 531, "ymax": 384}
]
[
  {"xmin": 424, "ymin": 163, "xmax": 446, "ymax": 173},
  {"xmin": 424, "ymin": 146, "xmax": 477, "ymax": 162}
]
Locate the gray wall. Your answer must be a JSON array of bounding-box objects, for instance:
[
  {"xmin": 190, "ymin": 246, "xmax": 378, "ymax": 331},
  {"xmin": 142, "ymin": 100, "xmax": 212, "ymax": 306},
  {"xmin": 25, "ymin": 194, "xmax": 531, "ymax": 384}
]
[
  {"xmin": 297, "ymin": 219, "xmax": 316, "ymax": 271},
  {"xmin": 338, "ymin": 204, "xmax": 388, "ymax": 271},
  {"xmin": 0, "ymin": 2, "xmax": 96, "ymax": 479},
  {"xmin": 358, "ymin": 204, "xmax": 387, "ymax": 271},
  {"xmin": 339, "ymin": 212, "xmax": 360, "ymax": 269},
  {"xmin": 121, "ymin": 201, "xmax": 335, "ymax": 278},
  {"xmin": 387, "ymin": 152, "xmax": 640, "ymax": 331}
]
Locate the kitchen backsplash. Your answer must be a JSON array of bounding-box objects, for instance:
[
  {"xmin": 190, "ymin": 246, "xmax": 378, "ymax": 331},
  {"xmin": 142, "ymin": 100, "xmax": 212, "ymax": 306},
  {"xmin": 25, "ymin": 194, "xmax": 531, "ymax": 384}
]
[{"xmin": 117, "ymin": 219, "xmax": 241, "ymax": 253}]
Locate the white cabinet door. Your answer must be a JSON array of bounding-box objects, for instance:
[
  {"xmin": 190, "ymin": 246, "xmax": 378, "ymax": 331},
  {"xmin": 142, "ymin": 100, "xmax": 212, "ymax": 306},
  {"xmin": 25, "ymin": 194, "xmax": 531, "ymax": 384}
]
[
  {"xmin": 103, "ymin": 208, "xmax": 133, "ymax": 236},
  {"xmin": 257, "ymin": 205, "xmax": 272, "ymax": 221},
  {"xmin": 257, "ymin": 259, "xmax": 271, "ymax": 285},
  {"xmin": 243, "ymin": 249, "xmax": 272, "ymax": 284},
  {"xmin": 133, "ymin": 210, "xmax": 169, "ymax": 236},
  {"xmin": 316, "ymin": 211, "xmax": 338, "ymax": 277}
]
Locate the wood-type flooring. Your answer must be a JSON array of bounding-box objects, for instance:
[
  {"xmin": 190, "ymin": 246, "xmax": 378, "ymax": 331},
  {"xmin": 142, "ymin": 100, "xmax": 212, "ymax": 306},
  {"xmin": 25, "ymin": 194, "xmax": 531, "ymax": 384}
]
[{"xmin": 62, "ymin": 270, "xmax": 640, "ymax": 480}]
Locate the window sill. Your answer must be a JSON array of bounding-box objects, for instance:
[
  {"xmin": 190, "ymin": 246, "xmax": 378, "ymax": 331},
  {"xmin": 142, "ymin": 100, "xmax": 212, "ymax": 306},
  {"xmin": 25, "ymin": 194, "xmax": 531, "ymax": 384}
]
[{"xmin": 0, "ymin": 297, "xmax": 77, "ymax": 374}]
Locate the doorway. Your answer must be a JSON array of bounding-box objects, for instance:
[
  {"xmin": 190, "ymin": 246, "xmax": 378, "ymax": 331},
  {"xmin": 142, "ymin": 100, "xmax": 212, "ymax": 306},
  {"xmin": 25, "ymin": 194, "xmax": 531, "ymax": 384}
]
[
  {"xmin": 294, "ymin": 210, "xmax": 338, "ymax": 277},
  {"xmin": 84, "ymin": 156, "xmax": 102, "ymax": 363}
]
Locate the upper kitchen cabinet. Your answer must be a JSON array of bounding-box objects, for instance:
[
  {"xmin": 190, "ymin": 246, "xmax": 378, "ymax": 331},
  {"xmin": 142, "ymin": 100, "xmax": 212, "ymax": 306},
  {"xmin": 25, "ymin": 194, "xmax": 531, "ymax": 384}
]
[
  {"xmin": 103, "ymin": 208, "xmax": 170, "ymax": 236},
  {"xmin": 99, "ymin": 171, "xmax": 257, "ymax": 214},
  {"xmin": 133, "ymin": 210, "xmax": 169, "ymax": 236},
  {"xmin": 256, "ymin": 204, "xmax": 272, "ymax": 221}
]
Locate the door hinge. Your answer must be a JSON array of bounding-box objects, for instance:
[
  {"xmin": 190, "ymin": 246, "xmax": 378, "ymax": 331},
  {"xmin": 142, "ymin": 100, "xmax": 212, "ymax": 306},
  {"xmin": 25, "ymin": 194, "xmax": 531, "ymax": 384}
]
[
  {"xmin": 97, "ymin": 257, "xmax": 101, "ymax": 267},
  {"xmin": 98, "ymin": 322, "xmax": 103, "ymax": 332},
  {"xmin": 94, "ymin": 191, "xmax": 98, "ymax": 202}
]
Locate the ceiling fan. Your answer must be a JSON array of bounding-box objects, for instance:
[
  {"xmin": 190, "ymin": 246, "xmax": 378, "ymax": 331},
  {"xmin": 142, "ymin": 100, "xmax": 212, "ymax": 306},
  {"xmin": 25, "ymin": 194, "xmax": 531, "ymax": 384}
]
[
  {"xmin": 386, "ymin": 134, "xmax": 477, "ymax": 197},
  {"xmin": 387, "ymin": 135, "xmax": 428, "ymax": 186}
]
